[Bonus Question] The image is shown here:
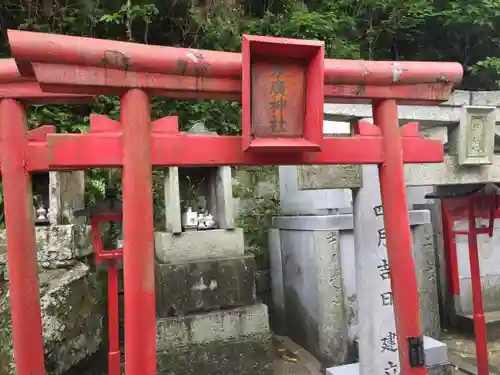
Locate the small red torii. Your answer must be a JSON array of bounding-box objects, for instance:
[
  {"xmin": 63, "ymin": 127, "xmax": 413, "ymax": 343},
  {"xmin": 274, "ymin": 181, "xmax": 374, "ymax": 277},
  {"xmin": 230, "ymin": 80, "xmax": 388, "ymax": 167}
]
[{"xmin": 0, "ymin": 31, "xmax": 463, "ymax": 375}]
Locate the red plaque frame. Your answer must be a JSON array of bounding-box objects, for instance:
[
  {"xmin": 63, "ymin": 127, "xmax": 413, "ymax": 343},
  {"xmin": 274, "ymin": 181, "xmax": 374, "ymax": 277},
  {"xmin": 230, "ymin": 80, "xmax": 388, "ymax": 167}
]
[{"xmin": 242, "ymin": 35, "xmax": 324, "ymax": 152}]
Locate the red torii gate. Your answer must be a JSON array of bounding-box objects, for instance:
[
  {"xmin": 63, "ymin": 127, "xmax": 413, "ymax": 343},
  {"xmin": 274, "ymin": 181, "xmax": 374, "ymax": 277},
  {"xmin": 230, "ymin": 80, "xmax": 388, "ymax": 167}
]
[{"xmin": 2, "ymin": 31, "xmax": 463, "ymax": 375}]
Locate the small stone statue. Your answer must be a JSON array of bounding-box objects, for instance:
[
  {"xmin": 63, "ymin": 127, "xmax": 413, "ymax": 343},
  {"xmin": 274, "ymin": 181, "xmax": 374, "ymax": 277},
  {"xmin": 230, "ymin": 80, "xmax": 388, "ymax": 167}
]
[
  {"xmin": 197, "ymin": 211, "xmax": 217, "ymax": 230},
  {"xmin": 33, "ymin": 196, "xmax": 49, "ymax": 226},
  {"xmin": 181, "ymin": 207, "xmax": 198, "ymax": 231},
  {"xmin": 36, "ymin": 204, "xmax": 48, "ymax": 222}
]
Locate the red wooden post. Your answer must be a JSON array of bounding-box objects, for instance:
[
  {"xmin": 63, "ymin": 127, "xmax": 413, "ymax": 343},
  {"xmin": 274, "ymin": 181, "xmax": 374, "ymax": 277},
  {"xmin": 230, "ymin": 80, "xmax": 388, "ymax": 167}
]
[
  {"xmin": 0, "ymin": 98, "xmax": 46, "ymax": 375},
  {"xmin": 121, "ymin": 89, "xmax": 156, "ymax": 375},
  {"xmin": 108, "ymin": 259, "xmax": 121, "ymax": 375},
  {"xmin": 467, "ymin": 199, "xmax": 489, "ymax": 375},
  {"xmin": 83, "ymin": 208, "xmax": 123, "ymax": 375},
  {"xmin": 441, "ymin": 201, "xmax": 461, "ymax": 296},
  {"xmin": 374, "ymin": 99, "xmax": 426, "ymax": 375}
]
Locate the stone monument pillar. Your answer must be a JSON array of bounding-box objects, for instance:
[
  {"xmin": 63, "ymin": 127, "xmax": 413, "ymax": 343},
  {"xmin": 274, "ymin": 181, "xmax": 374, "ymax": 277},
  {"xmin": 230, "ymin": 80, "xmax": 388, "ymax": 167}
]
[
  {"xmin": 354, "ymin": 165, "xmax": 399, "ymax": 375},
  {"xmin": 328, "ymin": 165, "xmax": 450, "ymax": 375}
]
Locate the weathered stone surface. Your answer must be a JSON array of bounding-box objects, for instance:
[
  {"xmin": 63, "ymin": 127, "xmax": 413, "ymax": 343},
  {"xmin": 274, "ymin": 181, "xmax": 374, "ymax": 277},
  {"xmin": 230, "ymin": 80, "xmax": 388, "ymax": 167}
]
[
  {"xmin": 326, "ymin": 363, "xmax": 451, "ymax": 375},
  {"xmin": 412, "ymin": 223, "xmax": 441, "ymax": 338},
  {"xmin": 296, "ymin": 165, "xmax": 361, "ymax": 190},
  {"xmin": 49, "ymin": 171, "xmax": 85, "ymax": 226},
  {"xmin": 0, "ymin": 263, "xmax": 103, "ymax": 375},
  {"xmin": 279, "ymin": 230, "xmax": 349, "ymax": 366},
  {"xmin": 156, "ymin": 304, "xmax": 270, "ymax": 351},
  {"xmin": 156, "ymin": 304, "xmax": 271, "ymax": 375},
  {"xmin": 156, "ymin": 255, "xmax": 256, "ymax": 316},
  {"xmin": 0, "ymin": 225, "xmax": 92, "ymax": 274},
  {"xmin": 155, "ymin": 228, "xmax": 245, "ymax": 263},
  {"xmin": 404, "ymin": 155, "xmax": 500, "ymax": 186},
  {"xmin": 157, "ymin": 338, "xmax": 273, "ymax": 375}
]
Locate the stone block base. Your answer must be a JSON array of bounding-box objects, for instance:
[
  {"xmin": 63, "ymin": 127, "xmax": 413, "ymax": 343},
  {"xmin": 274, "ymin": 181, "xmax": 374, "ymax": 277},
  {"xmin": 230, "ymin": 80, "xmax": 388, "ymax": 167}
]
[
  {"xmin": 157, "ymin": 303, "xmax": 270, "ymax": 350},
  {"xmin": 0, "ymin": 225, "xmax": 91, "ymax": 278},
  {"xmin": 326, "ymin": 336, "xmax": 450, "ymax": 375},
  {"xmin": 155, "ymin": 228, "xmax": 244, "ymax": 263},
  {"xmin": 157, "ymin": 338, "xmax": 273, "ymax": 375},
  {"xmin": 327, "ymin": 362, "xmax": 451, "ymax": 375},
  {"xmin": 156, "ymin": 304, "xmax": 272, "ymax": 375},
  {"xmin": 0, "ymin": 263, "xmax": 103, "ymax": 375},
  {"xmin": 155, "ymin": 255, "xmax": 256, "ymax": 316}
]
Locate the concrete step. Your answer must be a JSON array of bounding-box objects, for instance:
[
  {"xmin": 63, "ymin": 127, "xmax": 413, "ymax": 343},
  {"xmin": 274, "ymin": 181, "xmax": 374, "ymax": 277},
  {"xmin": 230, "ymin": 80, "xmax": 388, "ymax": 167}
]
[{"xmin": 155, "ymin": 255, "xmax": 256, "ymax": 317}]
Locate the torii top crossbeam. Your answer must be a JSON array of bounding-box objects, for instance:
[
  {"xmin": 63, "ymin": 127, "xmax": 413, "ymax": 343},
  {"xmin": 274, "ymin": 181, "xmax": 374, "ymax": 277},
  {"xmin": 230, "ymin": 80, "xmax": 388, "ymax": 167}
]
[
  {"xmin": 7, "ymin": 30, "xmax": 462, "ymax": 103},
  {"xmin": 0, "ymin": 58, "xmax": 92, "ymax": 103}
]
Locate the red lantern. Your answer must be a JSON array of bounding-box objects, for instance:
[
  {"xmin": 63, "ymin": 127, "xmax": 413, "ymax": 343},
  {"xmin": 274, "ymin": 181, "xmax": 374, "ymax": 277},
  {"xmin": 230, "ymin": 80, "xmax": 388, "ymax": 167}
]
[{"xmin": 74, "ymin": 187, "xmax": 122, "ymax": 375}]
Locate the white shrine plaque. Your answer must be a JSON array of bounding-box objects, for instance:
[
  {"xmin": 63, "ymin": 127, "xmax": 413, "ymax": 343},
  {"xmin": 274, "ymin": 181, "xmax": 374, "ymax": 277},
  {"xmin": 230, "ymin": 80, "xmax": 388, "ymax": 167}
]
[{"xmin": 458, "ymin": 106, "xmax": 496, "ymax": 166}]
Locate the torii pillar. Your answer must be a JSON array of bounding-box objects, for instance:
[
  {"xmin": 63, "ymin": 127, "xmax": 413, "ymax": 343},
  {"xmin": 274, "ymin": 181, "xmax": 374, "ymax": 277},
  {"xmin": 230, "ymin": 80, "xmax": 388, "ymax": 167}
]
[{"xmin": 0, "ymin": 58, "xmax": 92, "ymax": 375}]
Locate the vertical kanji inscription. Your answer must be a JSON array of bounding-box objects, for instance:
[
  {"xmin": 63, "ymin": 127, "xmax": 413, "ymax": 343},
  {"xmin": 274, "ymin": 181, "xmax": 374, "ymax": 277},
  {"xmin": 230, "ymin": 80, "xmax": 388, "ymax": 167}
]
[{"xmin": 250, "ymin": 59, "xmax": 305, "ymax": 138}]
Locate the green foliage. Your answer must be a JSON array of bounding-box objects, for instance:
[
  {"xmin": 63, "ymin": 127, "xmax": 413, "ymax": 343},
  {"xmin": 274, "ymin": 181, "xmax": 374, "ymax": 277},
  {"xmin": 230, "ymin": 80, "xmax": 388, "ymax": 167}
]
[
  {"xmin": 2, "ymin": 0, "xmax": 500, "ymax": 262},
  {"xmin": 233, "ymin": 167, "xmax": 280, "ymax": 269}
]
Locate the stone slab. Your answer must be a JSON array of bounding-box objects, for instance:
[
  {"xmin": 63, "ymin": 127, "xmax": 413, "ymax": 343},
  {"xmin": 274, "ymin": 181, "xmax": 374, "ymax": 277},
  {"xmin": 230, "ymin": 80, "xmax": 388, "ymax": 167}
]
[
  {"xmin": 326, "ymin": 363, "xmax": 451, "ymax": 375},
  {"xmin": 157, "ymin": 337, "xmax": 273, "ymax": 375},
  {"xmin": 0, "ymin": 224, "xmax": 91, "ymax": 273},
  {"xmin": 155, "ymin": 228, "xmax": 244, "ymax": 263},
  {"xmin": 269, "ymin": 229, "xmax": 285, "ymax": 335},
  {"xmin": 0, "ymin": 262, "xmax": 103, "ymax": 375},
  {"xmin": 297, "ymin": 165, "xmax": 362, "ymax": 190},
  {"xmin": 49, "ymin": 171, "xmax": 85, "ymax": 225},
  {"xmin": 278, "ymin": 165, "xmax": 353, "ymax": 216},
  {"xmin": 269, "ymin": 209, "xmax": 436, "ymax": 367},
  {"xmin": 326, "ymin": 336, "xmax": 450, "ymax": 375},
  {"xmin": 404, "ymin": 155, "xmax": 500, "ymax": 186},
  {"xmin": 471, "ymin": 91, "xmax": 500, "ymax": 106},
  {"xmin": 413, "ymin": 223, "xmax": 442, "ymax": 338},
  {"xmin": 279, "ymin": 229, "xmax": 349, "ymax": 366},
  {"xmin": 272, "ymin": 210, "xmax": 430, "ymax": 231},
  {"xmin": 156, "ymin": 303, "xmax": 270, "ymax": 351},
  {"xmin": 155, "ymin": 255, "xmax": 256, "ymax": 317},
  {"xmin": 286, "ymin": 157, "xmax": 500, "ymax": 188},
  {"xmin": 324, "ymin": 103, "xmax": 465, "ymax": 125}
]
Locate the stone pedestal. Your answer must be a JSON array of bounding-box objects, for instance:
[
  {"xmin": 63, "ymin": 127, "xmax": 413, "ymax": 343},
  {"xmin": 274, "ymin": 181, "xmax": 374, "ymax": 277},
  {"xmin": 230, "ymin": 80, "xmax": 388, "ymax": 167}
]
[
  {"xmin": 0, "ymin": 263, "xmax": 103, "ymax": 375},
  {"xmin": 270, "ymin": 160, "xmax": 442, "ymax": 369},
  {"xmin": 327, "ymin": 336, "xmax": 451, "ymax": 375},
  {"xmin": 0, "ymin": 170, "xmax": 100, "ymax": 374},
  {"xmin": 156, "ymin": 167, "xmax": 272, "ymax": 374},
  {"xmin": 269, "ymin": 215, "xmax": 353, "ymax": 365},
  {"xmin": 269, "ymin": 209, "xmax": 438, "ymax": 367},
  {"xmin": 156, "ymin": 304, "xmax": 271, "ymax": 375}
]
